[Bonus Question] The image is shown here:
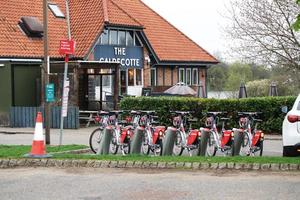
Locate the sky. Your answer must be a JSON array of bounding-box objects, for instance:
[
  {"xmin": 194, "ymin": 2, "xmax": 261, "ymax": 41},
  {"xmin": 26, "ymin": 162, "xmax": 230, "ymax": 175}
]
[{"xmin": 142, "ymin": 0, "xmax": 230, "ymax": 61}]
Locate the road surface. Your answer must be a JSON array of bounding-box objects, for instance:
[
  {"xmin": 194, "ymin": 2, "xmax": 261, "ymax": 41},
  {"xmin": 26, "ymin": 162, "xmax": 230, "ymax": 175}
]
[{"xmin": 0, "ymin": 168, "xmax": 299, "ymax": 200}]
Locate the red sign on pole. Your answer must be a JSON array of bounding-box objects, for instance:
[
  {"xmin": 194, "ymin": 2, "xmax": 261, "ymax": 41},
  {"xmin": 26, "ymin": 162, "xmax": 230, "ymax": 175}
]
[{"xmin": 59, "ymin": 40, "xmax": 75, "ymax": 55}]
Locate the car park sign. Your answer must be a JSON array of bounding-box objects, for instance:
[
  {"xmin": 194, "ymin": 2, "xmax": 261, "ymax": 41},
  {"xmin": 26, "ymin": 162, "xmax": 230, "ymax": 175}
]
[{"xmin": 59, "ymin": 39, "xmax": 75, "ymax": 55}]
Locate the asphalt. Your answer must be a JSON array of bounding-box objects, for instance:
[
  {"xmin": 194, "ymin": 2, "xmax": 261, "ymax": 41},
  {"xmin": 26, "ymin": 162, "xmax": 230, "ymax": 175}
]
[
  {"xmin": 0, "ymin": 126, "xmax": 282, "ymax": 140},
  {"xmin": 1, "ymin": 168, "xmax": 299, "ymax": 200}
]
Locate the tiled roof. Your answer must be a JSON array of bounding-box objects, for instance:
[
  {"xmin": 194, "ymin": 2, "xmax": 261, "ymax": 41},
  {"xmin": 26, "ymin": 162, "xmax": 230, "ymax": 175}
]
[
  {"xmin": 111, "ymin": 0, "xmax": 217, "ymax": 63},
  {"xmin": 0, "ymin": 0, "xmax": 218, "ymax": 63},
  {"xmin": 0, "ymin": 0, "xmax": 67, "ymax": 58},
  {"xmin": 69, "ymin": 0, "xmax": 105, "ymax": 58}
]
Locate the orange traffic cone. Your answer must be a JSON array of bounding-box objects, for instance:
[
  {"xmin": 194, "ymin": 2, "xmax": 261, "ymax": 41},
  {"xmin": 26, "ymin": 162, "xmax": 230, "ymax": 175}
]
[{"xmin": 25, "ymin": 112, "xmax": 51, "ymax": 158}]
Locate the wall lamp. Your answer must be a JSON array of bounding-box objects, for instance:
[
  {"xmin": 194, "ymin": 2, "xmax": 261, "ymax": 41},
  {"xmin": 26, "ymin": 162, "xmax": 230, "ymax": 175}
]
[{"xmin": 0, "ymin": 64, "xmax": 5, "ymax": 68}]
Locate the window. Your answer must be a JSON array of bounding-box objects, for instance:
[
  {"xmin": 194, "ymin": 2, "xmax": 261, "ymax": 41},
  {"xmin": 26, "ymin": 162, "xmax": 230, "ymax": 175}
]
[
  {"xmin": 134, "ymin": 32, "xmax": 142, "ymax": 46},
  {"xmin": 126, "ymin": 31, "xmax": 134, "ymax": 46},
  {"xmin": 186, "ymin": 68, "xmax": 191, "ymax": 85},
  {"xmin": 118, "ymin": 31, "xmax": 126, "ymax": 45},
  {"xmin": 179, "ymin": 68, "xmax": 185, "ymax": 83},
  {"xmin": 136, "ymin": 69, "xmax": 142, "ymax": 85},
  {"xmin": 98, "ymin": 30, "xmax": 142, "ymax": 46},
  {"xmin": 150, "ymin": 68, "xmax": 157, "ymax": 86},
  {"xmin": 297, "ymin": 102, "xmax": 300, "ymax": 111},
  {"xmin": 192, "ymin": 68, "xmax": 198, "ymax": 85},
  {"xmin": 109, "ymin": 30, "xmax": 118, "ymax": 45},
  {"xmin": 128, "ymin": 69, "xmax": 134, "ymax": 86},
  {"xmin": 48, "ymin": 4, "xmax": 65, "ymax": 18},
  {"xmin": 100, "ymin": 29, "xmax": 109, "ymax": 45}
]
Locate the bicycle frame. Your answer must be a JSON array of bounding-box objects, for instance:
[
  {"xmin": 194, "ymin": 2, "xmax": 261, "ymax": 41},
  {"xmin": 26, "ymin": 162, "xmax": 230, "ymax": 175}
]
[{"xmin": 234, "ymin": 112, "xmax": 264, "ymax": 155}]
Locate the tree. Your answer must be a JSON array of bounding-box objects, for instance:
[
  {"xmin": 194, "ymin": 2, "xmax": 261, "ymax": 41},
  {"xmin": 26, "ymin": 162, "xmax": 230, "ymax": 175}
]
[
  {"xmin": 207, "ymin": 63, "xmax": 228, "ymax": 91},
  {"xmin": 225, "ymin": 62, "xmax": 253, "ymax": 91},
  {"xmin": 226, "ymin": 0, "xmax": 300, "ymax": 71},
  {"xmin": 246, "ymin": 79, "xmax": 270, "ymax": 97},
  {"xmin": 293, "ymin": 0, "xmax": 300, "ymax": 30}
]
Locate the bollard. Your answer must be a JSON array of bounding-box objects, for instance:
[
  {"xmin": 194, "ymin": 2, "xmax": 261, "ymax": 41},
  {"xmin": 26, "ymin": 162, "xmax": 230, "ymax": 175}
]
[
  {"xmin": 97, "ymin": 127, "xmax": 113, "ymax": 155},
  {"xmin": 130, "ymin": 127, "xmax": 145, "ymax": 155},
  {"xmin": 162, "ymin": 127, "xmax": 177, "ymax": 156}
]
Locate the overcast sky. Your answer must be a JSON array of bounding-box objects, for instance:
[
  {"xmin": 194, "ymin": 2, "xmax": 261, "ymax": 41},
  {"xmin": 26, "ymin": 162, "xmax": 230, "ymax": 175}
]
[{"xmin": 142, "ymin": 0, "xmax": 230, "ymax": 60}]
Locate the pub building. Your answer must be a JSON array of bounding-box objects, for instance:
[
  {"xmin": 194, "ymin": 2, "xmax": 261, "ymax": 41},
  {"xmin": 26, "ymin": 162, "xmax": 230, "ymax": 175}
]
[{"xmin": 0, "ymin": 0, "xmax": 218, "ymax": 127}]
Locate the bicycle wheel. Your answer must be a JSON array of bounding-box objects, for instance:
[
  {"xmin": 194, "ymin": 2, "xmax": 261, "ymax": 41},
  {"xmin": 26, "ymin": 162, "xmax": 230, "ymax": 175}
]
[
  {"xmin": 206, "ymin": 132, "xmax": 217, "ymax": 156},
  {"xmin": 173, "ymin": 131, "xmax": 184, "ymax": 156},
  {"xmin": 89, "ymin": 128, "xmax": 103, "ymax": 154},
  {"xmin": 153, "ymin": 139, "xmax": 163, "ymax": 156},
  {"xmin": 253, "ymin": 140, "xmax": 263, "ymax": 156},
  {"xmin": 110, "ymin": 130, "xmax": 119, "ymax": 154},
  {"xmin": 141, "ymin": 131, "xmax": 151, "ymax": 155},
  {"xmin": 122, "ymin": 142, "xmax": 130, "ymax": 155}
]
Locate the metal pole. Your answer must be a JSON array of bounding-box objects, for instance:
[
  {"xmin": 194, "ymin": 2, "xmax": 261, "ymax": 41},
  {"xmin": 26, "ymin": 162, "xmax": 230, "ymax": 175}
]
[
  {"xmin": 59, "ymin": 0, "xmax": 71, "ymax": 145},
  {"xmin": 43, "ymin": 0, "xmax": 50, "ymax": 144}
]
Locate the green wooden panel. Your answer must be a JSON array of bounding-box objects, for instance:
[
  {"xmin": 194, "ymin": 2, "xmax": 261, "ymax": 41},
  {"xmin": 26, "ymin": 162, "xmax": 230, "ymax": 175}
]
[
  {"xmin": 0, "ymin": 63, "xmax": 12, "ymax": 113},
  {"xmin": 13, "ymin": 65, "xmax": 41, "ymax": 107}
]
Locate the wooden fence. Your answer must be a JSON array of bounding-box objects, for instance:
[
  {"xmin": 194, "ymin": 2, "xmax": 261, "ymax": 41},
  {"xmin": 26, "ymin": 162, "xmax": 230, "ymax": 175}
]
[{"xmin": 10, "ymin": 106, "xmax": 79, "ymax": 129}]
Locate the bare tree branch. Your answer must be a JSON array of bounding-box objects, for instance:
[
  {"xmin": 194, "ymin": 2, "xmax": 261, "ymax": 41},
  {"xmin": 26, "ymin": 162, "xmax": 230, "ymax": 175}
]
[{"xmin": 225, "ymin": 0, "xmax": 300, "ymax": 71}]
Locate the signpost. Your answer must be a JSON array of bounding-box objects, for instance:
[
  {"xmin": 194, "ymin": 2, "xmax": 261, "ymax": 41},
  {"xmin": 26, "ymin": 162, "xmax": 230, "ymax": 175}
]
[{"xmin": 59, "ymin": 0, "xmax": 74, "ymax": 146}]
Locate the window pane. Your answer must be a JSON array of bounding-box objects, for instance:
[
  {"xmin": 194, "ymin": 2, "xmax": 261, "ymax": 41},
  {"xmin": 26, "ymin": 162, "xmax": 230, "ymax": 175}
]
[
  {"xmin": 126, "ymin": 31, "xmax": 134, "ymax": 46},
  {"xmin": 118, "ymin": 31, "xmax": 126, "ymax": 45},
  {"xmin": 48, "ymin": 4, "xmax": 65, "ymax": 18},
  {"xmin": 134, "ymin": 33, "xmax": 141, "ymax": 46},
  {"xmin": 128, "ymin": 69, "xmax": 134, "ymax": 86},
  {"xmin": 193, "ymin": 69, "xmax": 198, "ymax": 85},
  {"xmin": 151, "ymin": 68, "xmax": 156, "ymax": 86},
  {"xmin": 100, "ymin": 29, "xmax": 109, "ymax": 45},
  {"xmin": 179, "ymin": 69, "xmax": 185, "ymax": 83},
  {"xmin": 136, "ymin": 69, "xmax": 142, "ymax": 85},
  {"xmin": 110, "ymin": 30, "xmax": 118, "ymax": 45},
  {"xmin": 186, "ymin": 69, "xmax": 191, "ymax": 85}
]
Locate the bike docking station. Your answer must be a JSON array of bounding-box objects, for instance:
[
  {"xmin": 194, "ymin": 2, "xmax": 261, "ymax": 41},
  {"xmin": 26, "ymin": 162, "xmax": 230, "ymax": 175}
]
[
  {"xmin": 97, "ymin": 127, "xmax": 113, "ymax": 155},
  {"xmin": 130, "ymin": 127, "xmax": 145, "ymax": 154},
  {"xmin": 162, "ymin": 127, "xmax": 177, "ymax": 156}
]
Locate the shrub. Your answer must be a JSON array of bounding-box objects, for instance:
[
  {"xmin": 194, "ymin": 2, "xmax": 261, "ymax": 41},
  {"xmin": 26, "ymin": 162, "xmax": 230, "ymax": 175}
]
[{"xmin": 120, "ymin": 96, "xmax": 296, "ymax": 134}]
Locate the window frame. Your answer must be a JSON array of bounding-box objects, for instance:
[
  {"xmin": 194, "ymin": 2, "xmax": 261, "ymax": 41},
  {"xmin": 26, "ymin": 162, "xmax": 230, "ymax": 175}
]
[
  {"xmin": 186, "ymin": 68, "xmax": 192, "ymax": 85},
  {"xmin": 192, "ymin": 68, "xmax": 199, "ymax": 85},
  {"xmin": 150, "ymin": 68, "xmax": 157, "ymax": 86},
  {"xmin": 48, "ymin": 3, "xmax": 65, "ymax": 18},
  {"xmin": 179, "ymin": 68, "xmax": 185, "ymax": 83}
]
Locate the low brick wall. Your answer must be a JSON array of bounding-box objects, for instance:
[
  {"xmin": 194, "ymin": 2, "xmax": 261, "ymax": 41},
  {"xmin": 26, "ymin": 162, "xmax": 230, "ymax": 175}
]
[{"xmin": 0, "ymin": 159, "xmax": 299, "ymax": 171}]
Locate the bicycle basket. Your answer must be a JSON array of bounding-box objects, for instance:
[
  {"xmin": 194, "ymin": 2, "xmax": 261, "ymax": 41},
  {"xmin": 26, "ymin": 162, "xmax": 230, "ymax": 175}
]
[
  {"xmin": 239, "ymin": 117, "xmax": 249, "ymax": 128},
  {"xmin": 205, "ymin": 117, "xmax": 214, "ymax": 128},
  {"xmin": 173, "ymin": 116, "xmax": 181, "ymax": 127},
  {"xmin": 108, "ymin": 115, "xmax": 116, "ymax": 125},
  {"xmin": 139, "ymin": 116, "xmax": 147, "ymax": 126}
]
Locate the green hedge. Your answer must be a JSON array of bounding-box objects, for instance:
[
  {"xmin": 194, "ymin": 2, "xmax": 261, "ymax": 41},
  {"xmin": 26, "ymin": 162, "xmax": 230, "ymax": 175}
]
[{"xmin": 120, "ymin": 96, "xmax": 297, "ymax": 134}]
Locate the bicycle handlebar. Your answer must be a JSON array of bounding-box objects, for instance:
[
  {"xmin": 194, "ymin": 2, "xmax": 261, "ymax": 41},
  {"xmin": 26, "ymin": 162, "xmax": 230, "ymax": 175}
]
[
  {"xmin": 171, "ymin": 111, "xmax": 194, "ymax": 115},
  {"xmin": 237, "ymin": 112, "xmax": 262, "ymax": 116},
  {"xmin": 205, "ymin": 111, "xmax": 227, "ymax": 116}
]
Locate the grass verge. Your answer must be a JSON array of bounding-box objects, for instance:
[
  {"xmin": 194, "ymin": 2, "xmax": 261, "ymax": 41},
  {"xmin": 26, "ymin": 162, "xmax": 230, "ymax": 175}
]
[
  {"xmin": 1, "ymin": 145, "xmax": 299, "ymax": 164},
  {"xmin": 53, "ymin": 154, "xmax": 300, "ymax": 164},
  {"xmin": 0, "ymin": 145, "xmax": 88, "ymax": 158}
]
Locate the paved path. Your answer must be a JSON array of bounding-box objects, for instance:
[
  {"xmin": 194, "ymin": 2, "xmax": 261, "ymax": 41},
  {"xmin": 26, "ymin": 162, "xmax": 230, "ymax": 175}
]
[
  {"xmin": 0, "ymin": 168, "xmax": 299, "ymax": 200},
  {"xmin": 0, "ymin": 127, "xmax": 283, "ymax": 156}
]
